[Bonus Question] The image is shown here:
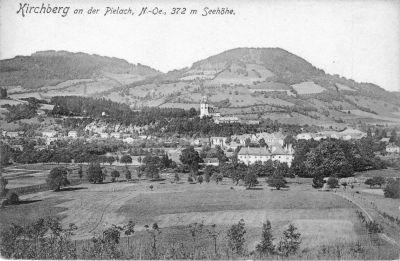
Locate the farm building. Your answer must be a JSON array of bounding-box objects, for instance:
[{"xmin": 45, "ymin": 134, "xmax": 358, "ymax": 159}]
[{"xmin": 386, "ymin": 143, "xmax": 400, "ymax": 153}]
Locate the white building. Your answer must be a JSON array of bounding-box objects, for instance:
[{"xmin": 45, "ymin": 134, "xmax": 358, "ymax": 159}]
[
  {"xmin": 68, "ymin": 131, "xmax": 78, "ymax": 138},
  {"xmin": 211, "ymin": 137, "xmax": 227, "ymax": 148},
  {"xmin": 296, "ymin": 133, "xmax": 313, "ymax": 140},
  {"xmin": 110, "ymin": 132, "xmax": 121, "ymax": 139},
  {"xmin": 386, "ymin": 143, "xmax": 400, "ymax": 153},
  {"xmin": 99, "ymin": 132, "xmax": 109, "ymax": 139},
  {"xmin": 200, "ymin": 96, "xmax": 220, "ymax": 118},
  {"xmin": 42, "ymin": 131, "xmax": 57, "ymax": 138},
  {"xmin": 238, "ymin": 144, "xmax": 294, "ymax": 167}
]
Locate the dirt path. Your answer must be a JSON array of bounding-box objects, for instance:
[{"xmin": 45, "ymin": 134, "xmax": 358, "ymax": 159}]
[{"xmin": 334, "ymin": 192, "xmax": 400, "ymax": 249}]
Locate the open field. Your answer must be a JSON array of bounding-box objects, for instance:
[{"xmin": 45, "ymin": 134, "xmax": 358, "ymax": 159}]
[{"xmin": 2, "ymin": 172, "xmax": 399, "ymax": 258}]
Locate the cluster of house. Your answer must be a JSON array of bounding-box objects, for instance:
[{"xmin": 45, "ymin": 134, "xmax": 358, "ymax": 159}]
[
  {"xmin": 296, "ymin": 128, "xmax": 367, "ymax": 141},
  {"xmin": 386, "ymin": 143, "xmax": 400, "ymax": 154}
]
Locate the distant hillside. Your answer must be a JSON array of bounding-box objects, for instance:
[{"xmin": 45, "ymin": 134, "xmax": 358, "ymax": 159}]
[
  {"xmin": 1, "ymin": 48, "xmax": 399, "ymax": 128},
  {"xmin": 0, "ymin": 50, "xmax": 160, "ymax": 89}
]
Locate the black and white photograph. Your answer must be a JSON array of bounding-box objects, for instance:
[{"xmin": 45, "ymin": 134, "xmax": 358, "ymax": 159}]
[{"xmin": 0, "ymin": 0, "xmax": 400, "ymax": 259}]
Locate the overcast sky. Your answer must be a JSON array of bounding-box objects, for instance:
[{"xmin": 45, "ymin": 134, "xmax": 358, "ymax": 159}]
[{"xmin": 1, "ymin": 0, "xmax": 399, "ymax": 91}]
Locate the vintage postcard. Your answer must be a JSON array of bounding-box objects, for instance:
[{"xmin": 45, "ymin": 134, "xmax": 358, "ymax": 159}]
[{"xmin": 0, "ymin": 0, "xmax": 399, "ymax": 259}]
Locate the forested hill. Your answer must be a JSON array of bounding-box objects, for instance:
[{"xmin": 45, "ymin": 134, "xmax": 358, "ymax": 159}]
[{"xmin": 0, "ymin": 51, "xmax": 160, "ymax": 89}]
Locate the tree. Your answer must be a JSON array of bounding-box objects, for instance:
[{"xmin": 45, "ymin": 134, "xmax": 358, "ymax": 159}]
[
  {"xmin": 78, "ymin": 165, "xmax": 83, "ymax": 180},
  {"xmin": 283, "ymin": 135, "xmax": 296, "ymax": 147},
  {"xmin": 111, "ymin": 170, "xmax": 120, "ymax": 182},
  {"xmin": 215, "ymin": 146, "xmax": 228, "ymax": 165},
  {"xmin": 124, "ymin": 167, "xmax": 132, "ymax": 181},
  {"xmin": 277, "ymin": 224, "xmax": 301, "ymax": 257},
  {"xmin": 179, "ymin": 146, "xmax": 202, "ymax": 177},
  {"xmin": 227, "ymin": 219, "xmax": 246, "ymax": 255},
  {"xmin": 87, "ymin": 162, "xmax": 104, "ymax": 184},
  {"xmin": 120, "ymin": 155, "xmax": 132, "ymax": 165},
  {"xmin": 198, "ymin": 175, "xmax": 204, "ymax": 184},
  {"xmin": 305, "ymin": 140, "xmax": 353, "ymax": 179},
  {"xmin": 389, "ymin": 129, "xmax": 397, "ymax": 143},
  {"xmin": 46, "ymin": 167, "xmax": 70, "ymax": 191},
  {"xmin": 256, "ymin": 221, "xmax": 275, "ymax": 256},
  {"xmin": 383, "ymin": 178, "xmax": 400, "ymax": 198},
  {"xmin": 244, "ymin": 170, "xmax": 258, "ymax": 189},
  {"xmin": 245, "ymin": 138, "xmax": 251, "ymax": 147},
  {"xmin": 259, "ymin": 138, "xmax": 266, "ymax": 147},
  {"xmin": 267, "ymin": 170, "xmax": 287, "ymax": 190},
  {"xmin": 0, "ymin": 176, "xmax": 8, "ymax": 198},
  {"xmin": 107, "ymin": 156, "xmax": 115, "ymax": 166},
  {"xmin": 0, "ymin": 87, "xmax": 7, "ymax": 99},
  {"xmin": 327, "ymin": 176, "xmax": 338, "ymax": 189},
  {"xmin": 365, "ymin": 176, "xmax": 386, "ymax": 188}
]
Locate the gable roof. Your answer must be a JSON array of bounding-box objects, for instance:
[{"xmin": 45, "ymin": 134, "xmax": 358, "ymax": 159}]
[{"xmin": 238, "ymin": 147, "xmax": 271, "ymax": 156}]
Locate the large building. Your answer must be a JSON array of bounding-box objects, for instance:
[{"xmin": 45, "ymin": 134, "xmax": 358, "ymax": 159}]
[{"xmin": 237, "ymin": 144, "xmax": 294, "ymax": 166}]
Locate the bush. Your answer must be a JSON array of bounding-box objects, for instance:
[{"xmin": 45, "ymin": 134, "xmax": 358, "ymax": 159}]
[
  {"xmin": 365, "ymin": 176, "xmax": 385, "ymax": 188},
  {"xmin": 267, "ymin": 175, "xmax": 287, "ymax": 190},
  {"xmin": 46, "ymin": 167, "xmax": 70, "ymax": 191},
  {"xmin": 227, "ymin": 219, "xmax": 246, "ymax": 255},
  {"xmin": 87, "ymin": 162, "xmax": 104, "ymax": 184},
  {"xmin": 327, "ymin": 177, "xmax": 338, "ymax": 189},
  {"xmin": 383, "ymin": 178, "xmax": 400, "ymax": 198},
  {"xmin": 111, "ymin": 170, "xmax": 120, "ymax": 182},
  {"xmin": 197, "ymin": 175, "xmax": 203, "ymax": 184},
  {"xmin": 5, "ymin": 192, "xmax": 19, "ymax": 205},
  {"xmin": 187, "ymin": 176, "xmax": 194, "ymax": 183},
  {"xmin": 125, "ymin": 168, "xmax": 132, "ymax": 181}
]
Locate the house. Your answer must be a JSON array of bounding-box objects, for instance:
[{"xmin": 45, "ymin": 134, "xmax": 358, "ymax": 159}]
[
  {"xmin": 200, "ymin": 158, "xmax": 219, "ymax": 166},
  {"xmin": 110, "ymin": 132, "xmax": 121, "ymax": 139},
  {"xmin": 123, "ymin": 137, "xmax": 134, "ymax": 144},
  {"xmin": 380, "ymin": 138, "xmax": 390, "ymax": 143},
  {"xmin": 5, "ymin": 131, "xmax": 21, "ymax": 138},
  {"xmin": 386, "ymin": 143, "xmax": 400, "ymax": 153},
  {"xmin": 68, "ymin": 131, "xmax": 78, "ymax": 138},
  {"xmin": 211, "ymin": 137, "xmax": 227, "ymax": 148},
  {"xmin": 99, "ymin": 132, "xmax": 109, "ymax": 139},
  {"xmin": 192, "ymin": 138, "xmax": 210, "ymax": 147},
  {"xmin": 42, "ymin": 131, "xmax": 57, "ymax": 138},
  {"xmin": 296, "ymin": 133, "xmax": 313, "ymax": 140},
  {"xmin": 214, "ymin": 116, "xmax": 240, "ymax": 124}
]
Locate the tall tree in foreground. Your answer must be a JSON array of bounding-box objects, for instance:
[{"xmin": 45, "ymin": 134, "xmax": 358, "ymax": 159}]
[
  {"xmin": 256, "ymin": 220, "xmax": 275, "ymax": 256},
  {"xmin": 277, "ymin": 224, "xmax": 301, "ymax": 257},
  {"xmin": 46, "ymin": 167, "xmax": 70, "ymax": 191}
]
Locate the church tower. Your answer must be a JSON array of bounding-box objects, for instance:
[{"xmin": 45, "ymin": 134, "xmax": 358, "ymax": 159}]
[{"xmin": 200, "ymin": 96, "xmax": 209, "ymax": 118}]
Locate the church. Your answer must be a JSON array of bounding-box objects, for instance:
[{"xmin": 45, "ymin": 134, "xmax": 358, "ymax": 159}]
[{"xmin": 199, "ymin": 96, "xmax": 240, "ymax": 124}]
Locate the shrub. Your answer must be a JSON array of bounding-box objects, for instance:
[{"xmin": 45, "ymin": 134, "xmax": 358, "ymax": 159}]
[
  {"xmin": 365, "ymin": 176, "xmax": 385, "ymax": 188},
  {"xmin": 267, "ymin": 174, "xmax": 287, "ymax": 190},
  {"xmin": 198, "ymin": 175, "xmax": 203, "ymax": 184},
  {"xmin": 4, "ymin": 192, "xmax": 19, "ymax": 205},
  {"xmin": 256, "ymin": 220, "xmax": 275, "ymax": 256},
  {"xmin": 327, "ymin": 177, "xmax": 338, "ymax": 189},
  {"xmin": 124, "ymin": 168, "xmax": 132, "ymax": 181},
  {"xmin": 111, "ymin": 170, "xmax": 120, "ymax": 182},
  {"xmin": 383, "ymin": 178, "xmax": 399, "ymax": 198},
  {"xmin": 187, "ymin": 176, "xmax": 194, "ymax": 183},
  {"xmin": 227, "ymin": 219, "xmax": 246, "ymax": 255}
]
